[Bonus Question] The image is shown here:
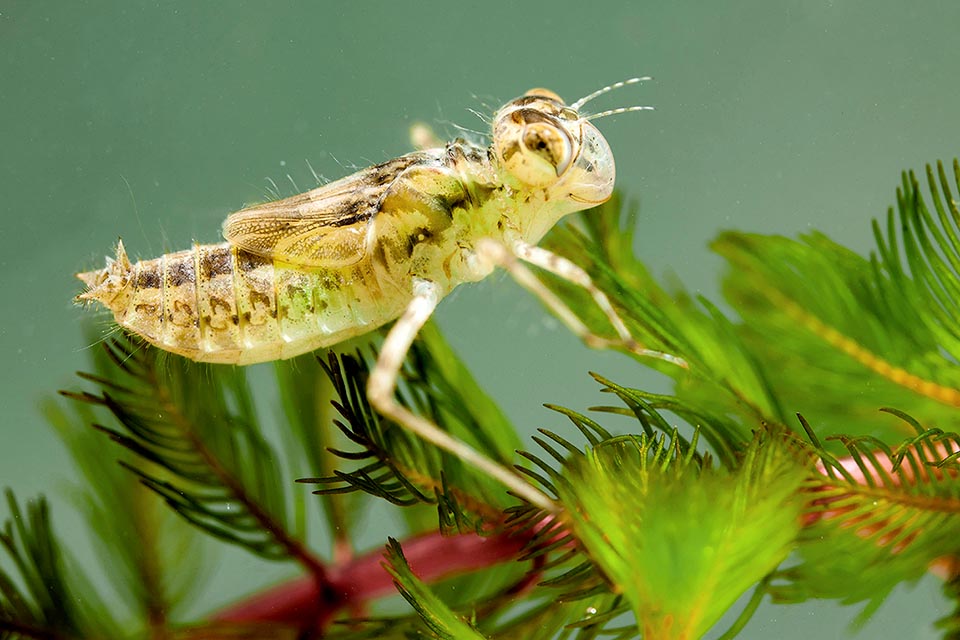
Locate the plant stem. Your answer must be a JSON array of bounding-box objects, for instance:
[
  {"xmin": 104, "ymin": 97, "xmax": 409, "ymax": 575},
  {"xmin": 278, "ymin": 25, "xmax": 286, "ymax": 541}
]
[{"xmin": 211, "ymin": 521, "xmax": 538, "ymax": 631}]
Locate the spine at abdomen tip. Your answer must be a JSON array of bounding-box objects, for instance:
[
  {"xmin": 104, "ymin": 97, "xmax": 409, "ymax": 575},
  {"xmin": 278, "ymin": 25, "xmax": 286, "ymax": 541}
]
[{"xmin": 75, "ymin": 239, "xmax": 133, "ymax": 307}]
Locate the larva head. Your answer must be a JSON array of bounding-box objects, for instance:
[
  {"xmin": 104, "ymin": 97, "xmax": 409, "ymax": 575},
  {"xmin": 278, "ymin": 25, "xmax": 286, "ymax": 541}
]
[{"xmin": 492, "ymin": 88, "xmax": 616, "ymax": 207}]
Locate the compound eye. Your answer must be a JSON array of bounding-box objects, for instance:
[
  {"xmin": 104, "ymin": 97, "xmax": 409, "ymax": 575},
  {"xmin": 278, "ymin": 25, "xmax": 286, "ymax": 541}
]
[
  {"xmin": 522, "ymin": 123, "xmax": 573, "ymax": 177},
  {"xmin": 523, "ymin": 87, "xmax": 563, "ymax": 102}
]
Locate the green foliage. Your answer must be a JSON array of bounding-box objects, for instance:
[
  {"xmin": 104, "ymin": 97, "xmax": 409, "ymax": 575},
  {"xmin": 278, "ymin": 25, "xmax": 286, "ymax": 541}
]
[
  {"xmin": 712, "ymin": 162, "xmax": 960, "ymax": 441},
  {"xmin": 383, "ymin": 538, "xmax": 487, "ymax": 640},
  {"xmin": 0, "ymin": 490, "xmax": 116, "ymax": 639},
  {"xmin": 44, "ymin": 395, "xmax": 202, "ymax": 631},
  {"xmin": 939, "ymin": 570, "xmax": 960, "ymax": 639},
  {"xmin": 713, "ymin": 161, "xmax": 960, "ymax": 441},
  {"xmin": 559, "ymin": 429, "xmax": 809, "ymax": 639},
  {"xmin": 60, "ymin": 338, "xmax": 315, "ymax": 568},
  {"xmin": 4, "ymin": 159, "xmax": 960, "ymax": 638},
  {"xmin": 538, "ymin": 159, "xmax": 960, "ymax": 632},
  {"xmin": 273, "ymin": 351, "xmax": 344, "ymax": 540},
  {"xmin": 773, "ymin": 411, "xmax": 960, "ymax": 621},
  {"xmin": 302, "ymin": 323, "xmax": 523, "ymax": 528},
  {"xmin": 542, "ymin": 195, "xmax": 783, "ymax": 457},
  {"xmin": 545, "ymin": 160, "xmax": 960, "ymax": 448}
]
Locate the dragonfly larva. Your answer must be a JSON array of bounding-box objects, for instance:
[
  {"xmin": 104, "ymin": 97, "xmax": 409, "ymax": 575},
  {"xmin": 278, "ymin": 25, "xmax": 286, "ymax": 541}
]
[{"xmin": 77, "ymin": 79, "xmax": 680, "ymax": 511}]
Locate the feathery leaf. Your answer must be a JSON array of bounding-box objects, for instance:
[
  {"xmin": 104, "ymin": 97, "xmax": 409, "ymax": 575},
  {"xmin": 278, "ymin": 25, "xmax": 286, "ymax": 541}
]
[
  {"xmin": 776, "ymin": 412, "xmax": 960, "ymax": 622},
  {"xmin": 383, "ymin": 538, "xmax": 487, "ymax": 640},
  {"xmin": 715, "ymin": 160, "xmax": 960, "ymax": 442},
  {"xmin": 302, "ymin": 326, "xmax": 522, "ymax": 527},
  {"xmin": 44, "ymin": 396, "xmax": 203, "ymax": 630},
  {"xmin": 559, "ymin": 428, "xmax": 810, "ymax": 638},
  {"xmin": 61, "ymin": 337, "xmax": 322, "ymax": 574},
  {"xmin": 0, "ymin": 491, "xmax": 114, "ymax": 640}
]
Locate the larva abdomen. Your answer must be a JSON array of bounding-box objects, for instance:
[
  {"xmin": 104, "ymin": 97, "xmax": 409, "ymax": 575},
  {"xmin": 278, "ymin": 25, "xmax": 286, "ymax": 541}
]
[{"xmin": 77, "ymin": 241, "xmax": 407, "ymax": 364}]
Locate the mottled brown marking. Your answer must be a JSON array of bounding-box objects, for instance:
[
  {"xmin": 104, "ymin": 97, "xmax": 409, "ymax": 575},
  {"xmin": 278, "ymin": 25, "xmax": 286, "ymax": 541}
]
[
  {"xmin": 135, "ymin": 303, "xmax": 158, "ymax": 315},
  {"xmin": 201, "ymin": 248, "xmax": 232, "ymax": 279},
  {"xmin": 439, "ymin": 191, "xmax": 468, "ymax": 213},
  {"xmin": 236, "ymin": 249, "xmax": 269, "ymax": 272},
  {"xmin": 168, "ymin": 260, "xmax": 194, "ymax": 287},
  {"xmin": 320, "ymin": 272, "xmax": 342, "ymax": 291},
  {"xmin": 513, "ymin": 94, "xmax": 562, "ymax": 107},
  {"xmin": 171, "ymin": 299, "xmax": 197, "ymax": 327},
  {"xmin": 500, "ymin": 140, "xmax": 521, "ymax": 162},
  {"xmin": 513, "ymin": 108, "xmax": 559, "ymax": 126},
  {"xmin": 247, "ymin": 287, "xmax": 277, "ymax": 322},
  {"xmin": 329, "ymin": 200, "xmax": 370, "ymax": 227},
  {"xmin": 136, "ymin": 269, "xmax": 161, "ymax": 290},
  {"xmin": 373, "ymin": 240, "xmax": 389, "ymax": 268},
  {"xmin": 369, "ymin": 154, "xmax": 420, "ymax": 186},
  {"xmin": 442, "ymin": 253, "xmax": 453, "ymax": 280},
  {"xmin": 208, "ymin": 296, "xmax": 233, "ymax": 329},
  {"xmin": 210, "ymin": 296, "xmax": 231, "ymax": 314},
  {"xmin": 249, "ymin": 290, "xmax": 271, "ymax": 311},
  {"xmin": 404, "ymin": 227, "xmax": 437, "ymax": 258},
  {"xmin": 448, "ymin": 143, "xmax": 487, "ymax": 166},
  {"xmin": 445, "ymin": 141, "xmax": 487, "ymax": 168},
  {"xmin": 285, "ymin": 284, "xmax": 314, "ymax": 314}
]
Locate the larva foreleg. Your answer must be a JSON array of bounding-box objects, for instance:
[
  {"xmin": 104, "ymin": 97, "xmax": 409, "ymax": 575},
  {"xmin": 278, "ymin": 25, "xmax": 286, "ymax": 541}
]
[{"xmin": 476, "ymin": 238, "xmax": 688, "ymax": 368}]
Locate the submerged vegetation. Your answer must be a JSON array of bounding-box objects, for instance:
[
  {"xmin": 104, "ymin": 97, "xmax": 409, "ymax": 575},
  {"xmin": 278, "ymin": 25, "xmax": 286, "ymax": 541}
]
[{"xmin": 4, "ymin": 160, "xmax": 960, "ymax": 638}]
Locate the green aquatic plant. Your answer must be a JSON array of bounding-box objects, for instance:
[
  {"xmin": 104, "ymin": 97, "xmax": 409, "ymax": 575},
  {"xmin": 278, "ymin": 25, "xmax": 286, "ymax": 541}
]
[{"xmin": 4, "ymin": 161, "xmax": 960, "ymax": 639}]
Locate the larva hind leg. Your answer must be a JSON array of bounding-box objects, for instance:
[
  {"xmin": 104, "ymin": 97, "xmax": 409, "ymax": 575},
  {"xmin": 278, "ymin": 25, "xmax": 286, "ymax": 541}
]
[
  {"xmin": 366, "ymin": 277, "xmax": 558, "ymax": 513},
  {"xmin": 475, "ymin": 238, "xmax": 687, "ymax": 368}
]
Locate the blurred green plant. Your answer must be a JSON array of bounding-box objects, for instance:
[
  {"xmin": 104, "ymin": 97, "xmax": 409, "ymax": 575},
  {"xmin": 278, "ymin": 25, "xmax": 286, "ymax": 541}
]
[{"xmin": 3, "ymin": 160, "xmax": 960, "ymax": 639}]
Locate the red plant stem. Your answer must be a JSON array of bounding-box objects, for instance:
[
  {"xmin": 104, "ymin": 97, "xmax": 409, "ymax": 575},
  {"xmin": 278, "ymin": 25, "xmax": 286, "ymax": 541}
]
[
  {"xmin": 212, "ymin": 522, "xmax": 540, "ymax": 630},
  {"xmin": 214, "ymin": 440, "xmax": 960, "ymax": 632},
  {"xmin": 804, "ymin": 441, "xmax": 960, "ymax": 565},
  {"xmin": 805, "ymin": 441, "xmax": 957, "ymax": 526}
]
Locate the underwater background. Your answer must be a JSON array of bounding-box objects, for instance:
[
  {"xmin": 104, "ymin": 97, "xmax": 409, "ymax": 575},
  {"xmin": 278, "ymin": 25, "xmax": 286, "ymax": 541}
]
[{"xmin": 2, "ymin": 1, "xmax": 959, "ymax": 636}]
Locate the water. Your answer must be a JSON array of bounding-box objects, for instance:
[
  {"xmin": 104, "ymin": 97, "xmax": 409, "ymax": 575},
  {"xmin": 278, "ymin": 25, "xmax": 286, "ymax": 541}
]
[{"xmin": 2, "ymin": 1, "xmax": 957, "ymax": 636}]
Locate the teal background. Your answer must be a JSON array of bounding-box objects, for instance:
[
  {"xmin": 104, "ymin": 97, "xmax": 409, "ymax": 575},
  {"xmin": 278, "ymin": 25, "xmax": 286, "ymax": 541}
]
[{"xmin": 2, "ymin": 1, "xmax": 958, "ymax": 636}]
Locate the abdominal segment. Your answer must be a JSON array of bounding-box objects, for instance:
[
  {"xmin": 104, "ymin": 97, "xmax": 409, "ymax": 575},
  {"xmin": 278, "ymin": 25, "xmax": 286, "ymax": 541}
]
[{"xmin": 78, "ymin": 242, "xmax": 403, "ymax": 364}]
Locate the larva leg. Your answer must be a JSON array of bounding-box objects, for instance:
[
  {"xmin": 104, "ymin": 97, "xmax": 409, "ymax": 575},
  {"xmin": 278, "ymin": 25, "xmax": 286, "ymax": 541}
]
[
  {"xmin": 476, "ymin": 238, "xmax": 687, "ymax": 368},
  {"xmin": 367, "ymin": 278, "xmax": 558, "ymax": 513}
]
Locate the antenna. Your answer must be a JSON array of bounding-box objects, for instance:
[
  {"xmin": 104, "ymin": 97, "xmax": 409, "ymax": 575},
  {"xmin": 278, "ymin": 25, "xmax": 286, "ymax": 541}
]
[
  {"xmin": 584, "ymin": 105, "xmax": 655, "ymax": 121},
  {"xmin": 570, "ymin": 76, "xmax": 652, "ymax": 111}
]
